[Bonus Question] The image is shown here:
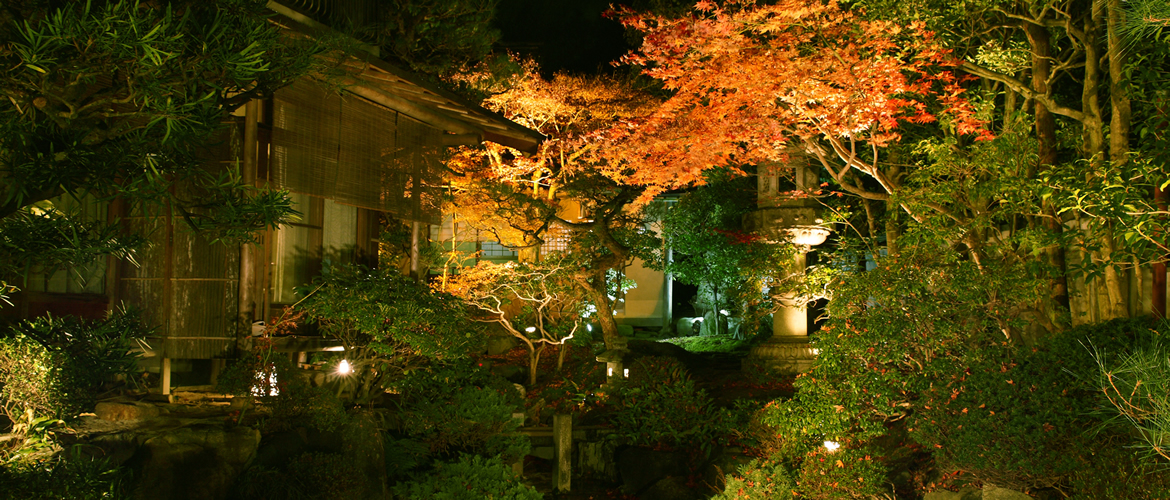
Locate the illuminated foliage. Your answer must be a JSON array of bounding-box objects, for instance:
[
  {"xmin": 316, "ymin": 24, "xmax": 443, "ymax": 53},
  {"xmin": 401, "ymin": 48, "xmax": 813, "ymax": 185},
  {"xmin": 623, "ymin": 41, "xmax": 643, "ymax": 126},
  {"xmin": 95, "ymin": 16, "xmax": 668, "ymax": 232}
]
[
  {"xmin": 596, "ymin": 0, "xmax": 988, "ymax": 204},
  {"xmin": 442, "ymin": 255, "xmax": 585, "ymax": 385},
  {"xmin": 293, "ymin": 265, "xmax": 484, "ymax": 403},
  {"xmin": 0, "ymin": 309, "xmax": 148, "ymax": 421}
]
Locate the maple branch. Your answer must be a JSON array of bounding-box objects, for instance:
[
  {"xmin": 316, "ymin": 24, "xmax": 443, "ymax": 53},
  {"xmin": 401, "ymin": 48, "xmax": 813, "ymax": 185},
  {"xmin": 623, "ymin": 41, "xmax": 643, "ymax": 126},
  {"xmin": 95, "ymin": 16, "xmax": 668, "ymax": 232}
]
[{"xmin": 960, "ymin": 62, "xmax": 1085, "ymax": 121}]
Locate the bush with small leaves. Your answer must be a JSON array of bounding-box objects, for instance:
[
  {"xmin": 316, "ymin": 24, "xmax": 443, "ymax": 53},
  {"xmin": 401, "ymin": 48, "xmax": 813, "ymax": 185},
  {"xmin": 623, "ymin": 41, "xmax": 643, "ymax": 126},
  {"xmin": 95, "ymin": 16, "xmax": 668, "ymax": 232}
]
[
  {"xmin": 910, "ymin": 317, "xmax": 1170, "ymax": 493},
  {"xmin": 392, "ymin": 454, "xmax": 542, "ymax": 500},
  {"xmin": 229, "ymin": 452, "xmax": 366, "ymax": 500},
  {"xmin": 0, "ymin": 448, "xmax": 130, "ymax": 500},
  {"xmin": 711, "ymin": 459, "xmax": 796, "ymax": 500},
  {"xmin": 388, "ymin": 362, "xmax": 528, "ymax": 468},
  {"xmin": 0, "ymin": 309, "xmax": 147, "ymax": 422},
  {"xmin": 216, "ymin": 341, "xmax": 347, "ymax": 433},
  {"xmin": 613, "ymin": 356, "xmax": 733, "ymax": 456}
]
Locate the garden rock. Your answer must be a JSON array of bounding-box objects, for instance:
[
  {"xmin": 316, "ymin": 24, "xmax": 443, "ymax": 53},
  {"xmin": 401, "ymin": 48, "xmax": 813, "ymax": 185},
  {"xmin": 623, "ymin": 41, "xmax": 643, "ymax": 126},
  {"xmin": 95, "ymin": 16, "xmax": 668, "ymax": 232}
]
[
  {"xmin": 641, "ymin": 475, "xmax": 701, "ymax": 500},
  {"xmin": 486, "ymin": 334, "xmax": 518, "ymax": 355},
  {"xmin": 94, "ymin": 401, "xmax": 160, "ymax": 422},
  {"xmin": 617, "ymin": 447, "xmax": 689, "ymax": 495},
  {"xmin": 251, "ymin": 430, "xmax": 307, "ymax": 469},
  {"xmin": 577, "ymin": 440, "xmax": 620, "ymax": 482},
  {"xmin": 82, "ymin": 431, "xmax": 145, "ymax": 467},
  {"xmin": 675, "ymin": 317, "xmax": 701, "ymax": 337},
  {"xmin": 128, "ymin": 423, "xmax": 260, "ymax": 500},
  {"xmin": 983, "ymin": 484, "xmax": 1034, "ymax": 500},
  {"xmin": 924, "ymin": 488, "xmax": 982, "ymax": 500}
]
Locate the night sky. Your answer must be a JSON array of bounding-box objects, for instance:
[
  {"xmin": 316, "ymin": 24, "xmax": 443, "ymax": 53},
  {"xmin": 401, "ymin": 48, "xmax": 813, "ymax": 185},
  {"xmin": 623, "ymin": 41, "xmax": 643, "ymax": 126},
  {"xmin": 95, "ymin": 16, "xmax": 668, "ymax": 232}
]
[{"xmin": 495, "ymin": 0, "xmax": 632, "ymax": 75}]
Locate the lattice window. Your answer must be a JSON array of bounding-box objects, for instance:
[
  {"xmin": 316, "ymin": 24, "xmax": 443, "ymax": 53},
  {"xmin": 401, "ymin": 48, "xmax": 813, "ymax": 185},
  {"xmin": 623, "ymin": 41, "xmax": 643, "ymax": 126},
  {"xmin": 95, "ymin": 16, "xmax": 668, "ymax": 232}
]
[{"xmin": 540, "ymin": 222, "xmax": 572, "ymax": 255}]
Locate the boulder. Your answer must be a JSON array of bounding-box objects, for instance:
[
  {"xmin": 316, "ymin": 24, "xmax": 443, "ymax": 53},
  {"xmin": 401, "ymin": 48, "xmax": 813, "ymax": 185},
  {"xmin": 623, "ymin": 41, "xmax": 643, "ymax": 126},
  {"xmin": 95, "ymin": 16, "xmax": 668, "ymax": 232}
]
[
  {"xmin": 94, "ymin": 402, "xmax": 160, "ymax": 422},
  {"xmin": 641, "ymin": 476, "xmax": 701, "ymax": 500},
  {"xmin": 675, "ymin": 317, "xmax": 701, "ymax": 337},
  {"xmin": 251, "ymin": 430, "xmax": 307, "ymax": 469},
  {"xmin": 486, "ymin": 334, "xmax": 518, "ymax": 355},
  {"xmin": 924, "ymin": 487, "xmax": 982, "ymax": 500},
  {"xmin": 577, "ymin": 440, "xmax": 620, "ymax": 482},
  {"xmin": 129, "ymin": 423, "xmax": 260, "ymax": 500},
  {"xmin": 983, "ymin": 484, "xmax": 1034, "ymax": 500},
  {"xmin": 617, "ymin": 447, "xmax": 689, "ymax": 495}
]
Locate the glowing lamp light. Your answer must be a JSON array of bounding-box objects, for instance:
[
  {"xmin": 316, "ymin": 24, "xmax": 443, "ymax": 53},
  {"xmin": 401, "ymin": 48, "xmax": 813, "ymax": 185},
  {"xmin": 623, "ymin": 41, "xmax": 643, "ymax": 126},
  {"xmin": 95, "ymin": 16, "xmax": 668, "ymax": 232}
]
[
  {"xmin": 623, "ymin": 368, "xmax": 629, "ymax": 378},
  {"xmin": 525, "ymin": 326, "xmax": 536, "ymax": 333},
  {"xmin": 607, "ymin": 367, "xmax": 614, "ymax": 377},
  {"xmin": 823, "ymin": 440, "xmax": 841, "ymax": 453},
  {"xmin": 252, "ymin": 372, "xmax": 279, "ymax": 397},
  {"xmin": 786, "ymin": 226, "xmax": 831, "ymax": 246},
  {"xmin": 337, "ymin": 359, "xmax": 353, "ymax": 376}
]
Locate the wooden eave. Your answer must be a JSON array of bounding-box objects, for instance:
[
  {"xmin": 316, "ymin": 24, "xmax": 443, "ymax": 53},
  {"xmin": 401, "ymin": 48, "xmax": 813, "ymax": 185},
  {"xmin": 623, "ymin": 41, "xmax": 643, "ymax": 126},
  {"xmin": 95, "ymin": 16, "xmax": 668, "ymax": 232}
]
[{"xmin": 265, "ymin": 1, "xmax": 544, "ymax": 153}]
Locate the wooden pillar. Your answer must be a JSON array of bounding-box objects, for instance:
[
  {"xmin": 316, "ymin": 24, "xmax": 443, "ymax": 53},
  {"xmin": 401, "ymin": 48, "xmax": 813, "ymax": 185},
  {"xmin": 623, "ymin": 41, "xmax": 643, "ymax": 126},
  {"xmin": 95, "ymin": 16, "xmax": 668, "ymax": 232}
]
[
  {"xmin": 553, "ymin": 414, "xmax": 572, "ymax": 492},
  {"xmin": 410, "ymin": 159, "xmax": 421, "ymax": 280},
  {"xmin": 661, "ymin": 244, "xmax": 673, "ymax": 335},
  {"xmin": 210, "ymin": 358, "xmax": 224, "ymax": 386},
  {"xmin": 161, "ymin": 357, "xmax": 172, "ymax": 396},
  {"xmin": 238, "ymin": 100, "xmax": 260, "ymax": 351}
]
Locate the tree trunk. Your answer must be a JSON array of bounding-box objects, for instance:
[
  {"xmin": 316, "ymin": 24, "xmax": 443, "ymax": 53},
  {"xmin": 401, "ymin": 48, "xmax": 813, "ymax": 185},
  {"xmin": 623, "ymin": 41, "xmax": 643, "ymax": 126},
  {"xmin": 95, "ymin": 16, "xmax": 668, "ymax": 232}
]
[
  {"xmin": 527, "ymin": 343, "xmax": 545, "ymax": 386},
  {"xmin": 1155, "ymin": 186, "xmax": 1168, "ymax": 319},
  {"xmin": 1100, "ymin": 225, "xmax": 1129, "ymax": 319},
  {"xmin": 1082, "ymin": 5, "xmax": 1128, "ymax": 319},
  {"xmin": 1025, "ymin": 21, "xmax": 1071, "ymax": 328},
  {"xmin": 1107, "ymin": 0, "xmax": 1131, "ymax": 166},
  {"xmin": 556, "ymin": 342, "xmax": 568, "ymax": 372},
  {"xmin": 1107, "ymin": 0, "xmax": 1133, "ymax": 320},
  {"xmin": 1082, "ymin": 6, "xmax": 1106, "ymax": 168},
  {"xmin": 885, "ymin": 202, "xmax": 900, "ymax": 257},
  {"xmin": 584, "ymin": 267, "xmax": 622, "ymax": 350}
]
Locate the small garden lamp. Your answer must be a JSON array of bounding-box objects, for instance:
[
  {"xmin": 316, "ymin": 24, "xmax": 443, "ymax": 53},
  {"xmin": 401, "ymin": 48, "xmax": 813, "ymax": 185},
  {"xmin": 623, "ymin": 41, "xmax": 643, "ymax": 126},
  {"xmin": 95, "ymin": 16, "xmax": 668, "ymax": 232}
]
[{"xmin": 596, "ymin": 349, "xmax": 626, "ymax": 386}]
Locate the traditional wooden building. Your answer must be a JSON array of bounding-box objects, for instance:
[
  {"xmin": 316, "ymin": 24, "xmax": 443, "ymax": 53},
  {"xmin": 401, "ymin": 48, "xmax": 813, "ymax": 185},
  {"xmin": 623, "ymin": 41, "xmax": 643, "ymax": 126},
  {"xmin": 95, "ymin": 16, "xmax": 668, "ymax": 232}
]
[{"xmin": 5, "ymin": 0, "xmax": 542, "ymax": 393}]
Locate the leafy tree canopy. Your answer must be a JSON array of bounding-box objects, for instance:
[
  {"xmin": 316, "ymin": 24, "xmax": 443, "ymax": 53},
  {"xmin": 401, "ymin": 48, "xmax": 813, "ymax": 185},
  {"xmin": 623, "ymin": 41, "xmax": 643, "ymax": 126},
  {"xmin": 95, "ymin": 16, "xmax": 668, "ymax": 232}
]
[{"xmin": 0, "ymin": 0, "xmax": 324, "ymax": 290}]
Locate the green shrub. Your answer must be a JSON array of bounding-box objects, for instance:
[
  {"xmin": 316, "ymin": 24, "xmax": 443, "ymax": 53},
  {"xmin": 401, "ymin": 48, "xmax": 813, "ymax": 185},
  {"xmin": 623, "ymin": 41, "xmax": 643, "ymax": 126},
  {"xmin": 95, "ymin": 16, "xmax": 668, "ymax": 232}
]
[
  {"xmin": 712, "ymin": 459, "xmax": 796, "ymax": 500},
  {"xmin": 395, "ymin": 385, "xmax": 528, "ymax": 462},
  {"xmin": 613, "ymin": 356, "xmax": 732, "ymax": 455},
  {"xmin": 230, "ymin": 452, "xmax": 365, "ymax": 500},
  {"xmin": 0, "ymin": 448, "xmax": 130, "ymax": 500},
  {"xmin": 1093, "ymin": 324, "xmax": 1170, "ymax": 462},
  {"xmin": 794, "ymin": 446, "xmax": 890, "ymax": 499},
  {"xmin": 912, "ymin": 317, "xmax": 1168, "ymax": 491},
  {"xmin": 0, "ymin": 310, "xmax": 146, "ymax": 421},
  {"xmin": 216, "ymin": 343, "xmax": 347, "ymax": 433},
  {"xmin": 1068, "ymin": 445, "xmax": 1170, "ymax": 499},
  {"xmin": 389, "ymin": 362, "xmax": 528, "ymax": 464},
  {"xmin": 294, "ymin": 265, "xmax": 485, "ymax": 404},
  {"xmin": 391, "ymin": 454, "xmax": 542, "ymax": 500}
]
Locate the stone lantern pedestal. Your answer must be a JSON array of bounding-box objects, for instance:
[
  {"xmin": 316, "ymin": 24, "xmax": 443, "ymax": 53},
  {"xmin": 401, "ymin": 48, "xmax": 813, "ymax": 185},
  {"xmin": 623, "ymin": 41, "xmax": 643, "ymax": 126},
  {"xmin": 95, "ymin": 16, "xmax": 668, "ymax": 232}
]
[{"xmin": 742, "ymin": 162, "xmax": 829, "ymax": 375}]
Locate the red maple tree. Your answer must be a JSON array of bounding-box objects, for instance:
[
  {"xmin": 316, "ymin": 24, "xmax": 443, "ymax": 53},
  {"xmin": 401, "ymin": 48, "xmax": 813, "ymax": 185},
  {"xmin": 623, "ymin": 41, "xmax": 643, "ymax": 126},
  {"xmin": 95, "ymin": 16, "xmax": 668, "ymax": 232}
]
[{"xmin": 590, "ymin": 0, "xmax": 990, "ymax": 206}]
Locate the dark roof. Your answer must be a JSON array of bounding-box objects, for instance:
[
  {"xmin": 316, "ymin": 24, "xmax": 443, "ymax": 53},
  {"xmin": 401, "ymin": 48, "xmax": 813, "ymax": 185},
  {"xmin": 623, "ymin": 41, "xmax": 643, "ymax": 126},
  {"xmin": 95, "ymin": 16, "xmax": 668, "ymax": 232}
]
[{"xmin": 267, "ymin": 1, "xmax": 544, "ymax": 153}]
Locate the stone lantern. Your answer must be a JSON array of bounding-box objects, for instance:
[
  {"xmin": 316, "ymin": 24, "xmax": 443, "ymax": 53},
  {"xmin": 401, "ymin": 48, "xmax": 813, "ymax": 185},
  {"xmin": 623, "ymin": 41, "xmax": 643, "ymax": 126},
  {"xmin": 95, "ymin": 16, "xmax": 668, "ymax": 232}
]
[{"xmin": 744, "ymin": 159, "xmax": 830, "ymax": 374}]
